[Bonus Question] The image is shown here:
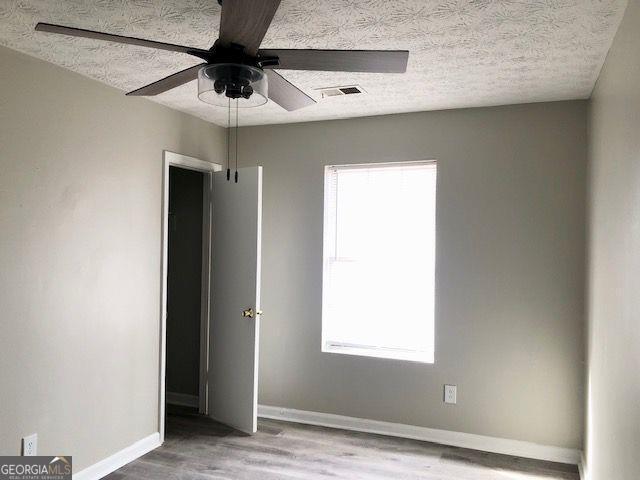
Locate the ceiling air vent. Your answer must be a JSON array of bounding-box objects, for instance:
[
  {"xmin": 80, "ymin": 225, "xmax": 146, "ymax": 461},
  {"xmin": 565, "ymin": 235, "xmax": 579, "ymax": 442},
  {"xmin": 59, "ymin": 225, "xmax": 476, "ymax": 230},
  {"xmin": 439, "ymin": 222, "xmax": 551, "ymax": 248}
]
[{"xmin": 316, "ymin": 85, "xmax": 366, "ymax": 98}]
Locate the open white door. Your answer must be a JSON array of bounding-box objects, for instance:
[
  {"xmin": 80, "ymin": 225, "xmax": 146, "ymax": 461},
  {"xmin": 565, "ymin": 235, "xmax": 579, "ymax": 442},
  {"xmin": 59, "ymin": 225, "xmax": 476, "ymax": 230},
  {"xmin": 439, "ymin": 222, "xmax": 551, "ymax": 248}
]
[{"xmin": 208, "ymin": 166, "xmax": 262, "ymax": 434}]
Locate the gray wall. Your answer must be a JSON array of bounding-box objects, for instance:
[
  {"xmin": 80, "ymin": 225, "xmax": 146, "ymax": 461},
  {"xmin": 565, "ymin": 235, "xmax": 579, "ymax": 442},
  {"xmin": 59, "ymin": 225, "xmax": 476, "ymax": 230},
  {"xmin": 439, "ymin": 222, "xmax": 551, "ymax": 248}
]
[
  {"xmin": 240, "ymin": 101, "xmax": 587, "ymax": 449},
  {"xmin": 586, "ymin": 1, "xmax": 640, "ymax": 478},
  {"xmin": 166, "ymin": 167, "xmax": 204, "ymax": 397},
  {"xmin": 0, "ymin": 46, "xmax": 224, "ymax": 470}
]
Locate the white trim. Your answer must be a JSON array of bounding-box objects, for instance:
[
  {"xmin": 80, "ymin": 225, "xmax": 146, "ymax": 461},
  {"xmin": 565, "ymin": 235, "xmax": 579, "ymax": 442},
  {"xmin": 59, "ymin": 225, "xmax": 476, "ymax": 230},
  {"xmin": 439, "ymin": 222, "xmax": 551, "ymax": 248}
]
[
  {"xmin": 73, "ymin": 433, "xmax": 160, "ymax": 480},
  {"xmin": 159, "ymin": 151, "xmax": 222, "ymax": 442},
  {"xmin": 199, "ymin": 168, "xmax": 214, "ymax": 414},
  {"xmin": 251, "ymin": 167, "xmax": 263, "ymax": 432},
  {"xmin": 323, "ymin": 341, "xmax": 434, "ymax": 364},
  {"xmin": 579, "ymin": 452, "xmax": 588, "ymax": 480},
  {"xmin": 164, "ymin": 151, "xmax": 223, "ymax": 174},
  {"xmin": 258, "ymin": 405, "xmax": 581, "ymax": 466},
  {"xmin": 325, "ymin": 159, "xmax": 438, "ymax": 171},
  {"xmin": 166, "ymin": 391, "xmax": 199, "ymax": 408}
]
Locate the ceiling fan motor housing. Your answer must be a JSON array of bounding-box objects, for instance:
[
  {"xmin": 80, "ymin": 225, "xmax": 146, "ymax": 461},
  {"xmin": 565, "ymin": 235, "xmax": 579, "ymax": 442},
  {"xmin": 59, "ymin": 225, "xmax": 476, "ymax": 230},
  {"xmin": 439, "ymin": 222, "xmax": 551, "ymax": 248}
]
[{"xmin": 198, "ymin": 63, "xmax": 268, "ymax": 107}]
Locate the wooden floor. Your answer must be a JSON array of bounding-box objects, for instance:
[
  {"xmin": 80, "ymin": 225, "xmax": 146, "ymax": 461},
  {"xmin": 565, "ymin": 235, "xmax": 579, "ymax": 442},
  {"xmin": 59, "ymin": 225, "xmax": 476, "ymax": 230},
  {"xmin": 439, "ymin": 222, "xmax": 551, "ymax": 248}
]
[{"xmin": 106, "ymin": 409, "xmax": 579, "ymax": 479}]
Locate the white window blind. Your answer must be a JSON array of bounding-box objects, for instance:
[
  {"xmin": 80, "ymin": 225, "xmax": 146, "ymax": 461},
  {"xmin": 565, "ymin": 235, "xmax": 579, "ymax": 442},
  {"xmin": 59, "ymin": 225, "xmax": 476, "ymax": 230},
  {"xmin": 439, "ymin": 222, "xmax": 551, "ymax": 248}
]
[{"xmin": 322, "ymin": 161, "xmax": 437, "ymax": 363}]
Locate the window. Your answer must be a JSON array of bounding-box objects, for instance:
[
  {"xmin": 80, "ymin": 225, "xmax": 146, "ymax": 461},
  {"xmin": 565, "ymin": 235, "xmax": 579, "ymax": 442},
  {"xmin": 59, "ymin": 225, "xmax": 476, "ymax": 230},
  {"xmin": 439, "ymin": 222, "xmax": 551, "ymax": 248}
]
[{"xmin": 322, "ymin": 161, "xmax": 437, "ymax": 363}]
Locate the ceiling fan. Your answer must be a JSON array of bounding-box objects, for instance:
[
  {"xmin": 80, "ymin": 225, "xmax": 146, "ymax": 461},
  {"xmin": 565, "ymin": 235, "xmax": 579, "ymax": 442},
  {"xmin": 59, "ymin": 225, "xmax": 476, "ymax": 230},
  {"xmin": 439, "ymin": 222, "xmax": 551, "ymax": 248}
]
[{"xmin": 35, "ymin": 0, "xmax": 409, "ymax": 112}]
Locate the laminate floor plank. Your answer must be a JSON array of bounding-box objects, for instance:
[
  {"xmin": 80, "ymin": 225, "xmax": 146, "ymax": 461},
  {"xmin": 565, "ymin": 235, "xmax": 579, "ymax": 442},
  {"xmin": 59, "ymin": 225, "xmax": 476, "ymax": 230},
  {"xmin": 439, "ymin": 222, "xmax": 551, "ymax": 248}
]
[{"xmin": 110, "ymin": 410, "xmax": 579, "ymax": 479}]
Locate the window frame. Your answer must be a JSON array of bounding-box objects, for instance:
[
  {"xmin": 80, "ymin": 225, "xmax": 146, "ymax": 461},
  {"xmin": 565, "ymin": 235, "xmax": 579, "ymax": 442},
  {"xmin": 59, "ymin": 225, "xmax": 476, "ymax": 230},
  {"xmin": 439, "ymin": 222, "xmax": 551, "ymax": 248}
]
[{"xmin": 321, "ymin": 160, "xmax": 437, "ymax": 364}]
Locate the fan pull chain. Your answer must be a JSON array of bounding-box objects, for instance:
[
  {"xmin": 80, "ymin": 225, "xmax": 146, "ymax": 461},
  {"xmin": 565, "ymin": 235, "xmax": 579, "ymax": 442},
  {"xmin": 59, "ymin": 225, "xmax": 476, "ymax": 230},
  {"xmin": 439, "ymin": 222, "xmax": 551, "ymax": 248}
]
[
  {"xmin": 235, "ymin": 99, "xmax": 239, "ymax": 183},
  {"xmin": 226, "ymin": 97, "xmax": 231, "ymax": 181}
]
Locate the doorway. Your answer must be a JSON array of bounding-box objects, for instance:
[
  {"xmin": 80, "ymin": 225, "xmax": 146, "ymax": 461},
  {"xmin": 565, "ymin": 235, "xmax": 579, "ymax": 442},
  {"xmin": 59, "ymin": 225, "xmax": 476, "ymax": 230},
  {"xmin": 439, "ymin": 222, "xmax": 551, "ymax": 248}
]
[
  {"xmin": 166, "ymin": 165, "xmax": 204, "ymax": 413},
  {"xmin": 159, "ymin": 151, "xmax": 220, "ymax": 440},
  {"xmin": 159, "ymin": 151, "xmax": 263, "ymax": 441}
]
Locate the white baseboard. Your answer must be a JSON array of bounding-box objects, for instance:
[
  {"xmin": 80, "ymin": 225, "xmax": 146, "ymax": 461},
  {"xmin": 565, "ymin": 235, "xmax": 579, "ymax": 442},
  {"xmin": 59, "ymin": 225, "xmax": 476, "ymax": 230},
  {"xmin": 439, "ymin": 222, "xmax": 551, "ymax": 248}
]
[
  {"xmin": 166, "ymin": 391, "xmax": 199, "ymax": 408},
  {"xmin": 258, "ymin": 405, "xmax": 581, "ymax": 466},
  {"xmin": 579, "ymin": 452, "xmax": 588, "ymax": 480},
  {"xmin": 73, "ymin": 432, "xmax": 161, "ymax": 480}
]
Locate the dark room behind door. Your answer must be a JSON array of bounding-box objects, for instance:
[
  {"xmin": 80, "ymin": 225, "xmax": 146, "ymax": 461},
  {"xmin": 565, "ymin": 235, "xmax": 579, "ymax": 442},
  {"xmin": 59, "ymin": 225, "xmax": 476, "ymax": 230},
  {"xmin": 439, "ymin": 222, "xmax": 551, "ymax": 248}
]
[{"xmin": 166, "ymin": 166, "xmax": 204, "ymax": 406}]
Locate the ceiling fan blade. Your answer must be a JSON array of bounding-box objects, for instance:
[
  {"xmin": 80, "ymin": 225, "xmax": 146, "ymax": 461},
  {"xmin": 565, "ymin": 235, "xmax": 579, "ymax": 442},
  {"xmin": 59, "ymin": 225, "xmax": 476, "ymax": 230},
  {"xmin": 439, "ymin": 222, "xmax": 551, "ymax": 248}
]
[
  {"xmin": 259, "ymin": 49, "xmax": 409, "ymax": 73},
  {"xmin": 126, "ymin": 63, "xmax": 206, "ymax": 96},
  {"xmin": 218, "ymin": 0, "xmax": 281, "ymax": 56},
  {"xmin": 35, "ymin": 23, "xmax": 210, "ymax": 56},
  {"xmin": 265, "ymin": 70, "xmax": 316, "ymax": 111}
]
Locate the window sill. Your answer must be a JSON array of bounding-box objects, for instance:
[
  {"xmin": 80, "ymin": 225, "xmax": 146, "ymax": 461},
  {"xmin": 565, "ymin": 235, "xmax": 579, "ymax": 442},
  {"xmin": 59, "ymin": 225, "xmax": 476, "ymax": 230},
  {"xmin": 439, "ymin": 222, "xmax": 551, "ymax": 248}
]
[{"xmin": 322, "ymin": 342, "xmax": 434, "ymax": 364}]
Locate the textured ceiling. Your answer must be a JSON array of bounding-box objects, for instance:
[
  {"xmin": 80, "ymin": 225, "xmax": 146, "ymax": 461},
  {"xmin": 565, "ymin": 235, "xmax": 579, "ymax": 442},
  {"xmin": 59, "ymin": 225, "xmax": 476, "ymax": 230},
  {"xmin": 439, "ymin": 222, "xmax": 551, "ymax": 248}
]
[{"xmin": 0, "ymin": 0, "xmax": 628, "ymax": 126}]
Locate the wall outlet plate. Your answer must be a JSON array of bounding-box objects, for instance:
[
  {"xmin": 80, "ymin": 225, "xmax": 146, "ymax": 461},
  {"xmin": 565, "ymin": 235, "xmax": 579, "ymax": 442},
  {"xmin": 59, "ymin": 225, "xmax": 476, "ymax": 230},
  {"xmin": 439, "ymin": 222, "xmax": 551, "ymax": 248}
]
[
  {"xmin": 444, "ymin": 385, "xmax": 457, "ymax": 405},
  {"xmin": 22, "ymin": 433, "xmax": 37, "ymax": 456}
]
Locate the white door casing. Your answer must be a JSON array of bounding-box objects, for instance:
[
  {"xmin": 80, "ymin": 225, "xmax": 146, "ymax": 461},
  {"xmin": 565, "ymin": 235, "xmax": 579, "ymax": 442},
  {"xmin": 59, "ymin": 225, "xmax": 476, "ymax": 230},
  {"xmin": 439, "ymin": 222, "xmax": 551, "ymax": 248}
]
[{"xmin": 159, "ymin": 151, "xmax": 221, "ymax": 442}]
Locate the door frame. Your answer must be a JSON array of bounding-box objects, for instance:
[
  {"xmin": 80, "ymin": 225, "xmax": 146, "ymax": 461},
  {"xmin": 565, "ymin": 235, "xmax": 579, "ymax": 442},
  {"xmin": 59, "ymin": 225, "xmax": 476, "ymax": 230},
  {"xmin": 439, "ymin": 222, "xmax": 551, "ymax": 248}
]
[{"xmin": 159, "ymin": 151, "xmax": 222, "ymax": 442}]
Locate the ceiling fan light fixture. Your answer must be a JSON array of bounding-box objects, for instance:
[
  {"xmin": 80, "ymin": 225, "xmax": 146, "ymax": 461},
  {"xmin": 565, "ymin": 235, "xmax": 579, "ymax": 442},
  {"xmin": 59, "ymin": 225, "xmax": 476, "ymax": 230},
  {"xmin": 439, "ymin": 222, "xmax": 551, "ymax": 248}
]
[{"xmin": 197, "ymin": 63, "xmax": 268, "ymax": 108}]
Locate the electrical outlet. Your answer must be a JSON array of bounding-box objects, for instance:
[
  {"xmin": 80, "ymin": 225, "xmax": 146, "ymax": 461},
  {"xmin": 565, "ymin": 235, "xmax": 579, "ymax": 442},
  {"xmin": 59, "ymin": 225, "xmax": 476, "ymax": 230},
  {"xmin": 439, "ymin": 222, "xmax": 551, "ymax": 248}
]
[
  {"xmin": 22, "ymin": 434, "xmax": 37, "ymax": 456},
  {"xmin": 444, "ymin": 385, "xmax": 457, "ymax": 405}
]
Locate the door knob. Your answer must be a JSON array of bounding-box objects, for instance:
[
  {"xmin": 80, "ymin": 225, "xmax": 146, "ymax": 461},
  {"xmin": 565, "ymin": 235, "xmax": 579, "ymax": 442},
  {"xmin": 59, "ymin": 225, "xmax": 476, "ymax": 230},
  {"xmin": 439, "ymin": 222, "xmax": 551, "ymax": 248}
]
[{"xmin": 242, "ymin": 308, "xmax": 263, "ymax": 318}]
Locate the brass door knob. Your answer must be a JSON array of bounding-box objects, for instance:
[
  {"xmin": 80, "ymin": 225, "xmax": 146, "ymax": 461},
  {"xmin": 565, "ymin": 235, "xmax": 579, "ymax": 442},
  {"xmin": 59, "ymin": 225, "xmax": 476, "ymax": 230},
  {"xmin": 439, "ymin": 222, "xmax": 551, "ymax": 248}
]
[{"xmin": 242, "ymin": 308, "xmax": 263, "ymax": 318}]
